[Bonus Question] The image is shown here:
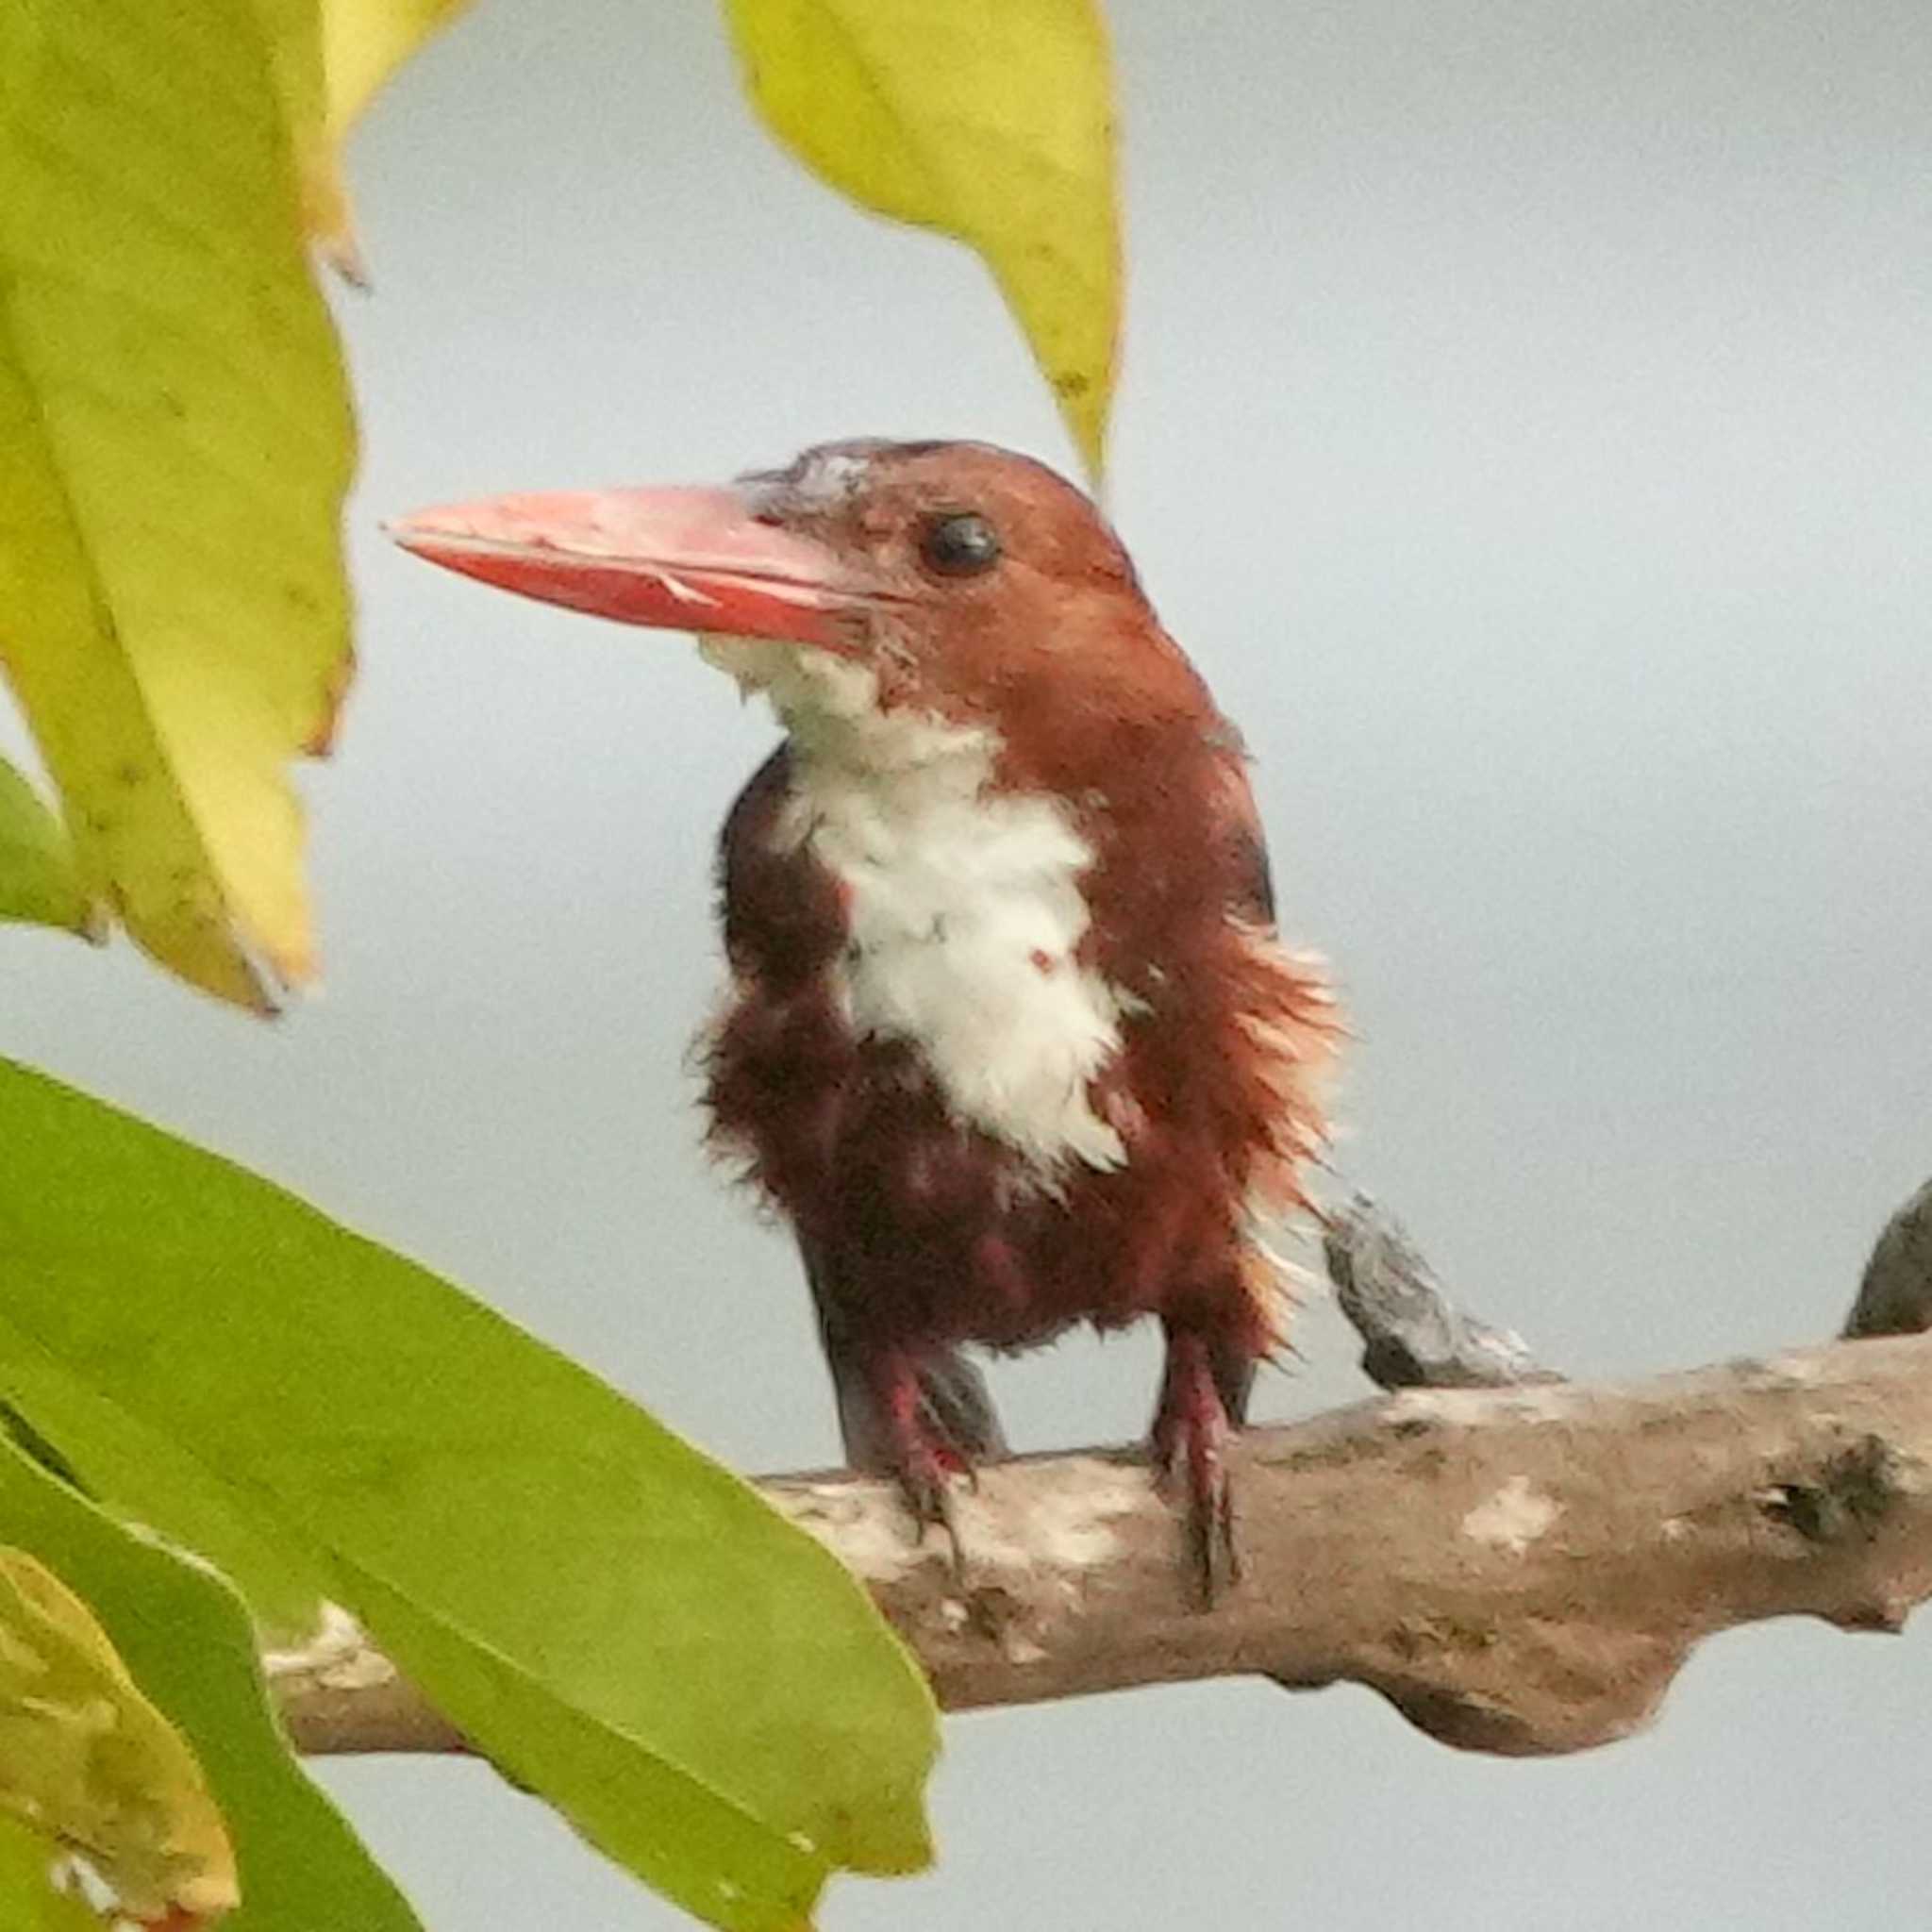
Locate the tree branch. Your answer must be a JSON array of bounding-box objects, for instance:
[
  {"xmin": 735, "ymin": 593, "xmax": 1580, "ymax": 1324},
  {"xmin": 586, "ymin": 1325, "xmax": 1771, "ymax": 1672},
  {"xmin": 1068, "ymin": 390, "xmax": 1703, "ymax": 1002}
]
[{"xmin": 272, "ymin": 1333, "xmax": 1932, "ymax": 1760}]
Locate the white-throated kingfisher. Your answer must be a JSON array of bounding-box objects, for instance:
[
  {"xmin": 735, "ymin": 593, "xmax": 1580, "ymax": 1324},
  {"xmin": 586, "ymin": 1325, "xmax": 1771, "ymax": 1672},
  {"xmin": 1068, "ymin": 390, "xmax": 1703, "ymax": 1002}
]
[{"xmin": 392, "ymin": 440, "xmax": 1338, "ymax": 1597}]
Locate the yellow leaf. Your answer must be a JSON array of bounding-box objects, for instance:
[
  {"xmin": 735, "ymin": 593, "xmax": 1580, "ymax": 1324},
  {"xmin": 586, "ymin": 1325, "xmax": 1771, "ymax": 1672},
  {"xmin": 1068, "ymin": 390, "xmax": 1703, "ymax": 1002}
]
[
  {"xmin": 0, "ymin": 1550, "xmax": 237, "ymax": 1925},
  {"xmin": 321, "ymin": 0, "xmax": 475, "ymax": 134},
  {"xmin": 0, "ymin": 0, "xmax": 355, "ymax": 1009},
  {"xmin": 0, "ymin": 758, "xmax": 100, "ymax": 941},
  {"xmin": 723, "ymin": 0, "xmax": 1122, "ymax": 478},
  {"xmin": 251, "ymin": 0, "xmax": 475, "ymax": 275}
]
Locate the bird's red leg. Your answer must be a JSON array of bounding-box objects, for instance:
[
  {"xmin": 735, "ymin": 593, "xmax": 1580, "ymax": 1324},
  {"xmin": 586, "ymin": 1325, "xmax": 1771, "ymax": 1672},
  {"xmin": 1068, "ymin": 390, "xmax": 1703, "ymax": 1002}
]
[
  {"xmin": 863, "ymin": 1345, "xmax": 973, "ymax": 1572},
  {"xmin": 1152, "ymin": 1326, "xmax": 1242, "ymax": 1605}
]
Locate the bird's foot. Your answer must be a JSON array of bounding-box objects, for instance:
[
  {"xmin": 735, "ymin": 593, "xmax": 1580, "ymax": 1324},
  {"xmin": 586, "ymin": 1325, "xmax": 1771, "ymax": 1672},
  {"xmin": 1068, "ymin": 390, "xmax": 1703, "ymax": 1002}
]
[
  {"xmin": 1152, "ymin": 1332, "xmax": 1241, "ymax": 1607},
  {"xmin": 866, "ymin": 1349, "xmax": 976, "ymax": 1577}
]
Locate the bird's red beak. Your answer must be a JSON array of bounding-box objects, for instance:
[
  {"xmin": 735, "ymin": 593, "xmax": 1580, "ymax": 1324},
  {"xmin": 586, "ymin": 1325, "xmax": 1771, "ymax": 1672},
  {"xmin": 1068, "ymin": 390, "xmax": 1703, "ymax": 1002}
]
[{"xmin": 387, "ymin": 486, "xmax": 889, "ymax": 649}]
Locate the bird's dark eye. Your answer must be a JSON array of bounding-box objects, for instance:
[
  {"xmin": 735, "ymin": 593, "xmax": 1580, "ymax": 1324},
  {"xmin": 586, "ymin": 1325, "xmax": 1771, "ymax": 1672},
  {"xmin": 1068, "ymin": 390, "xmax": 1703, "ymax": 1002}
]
[{"xmin": 918, "ymin": 510, "xmax": 1002, "ymax": 578}]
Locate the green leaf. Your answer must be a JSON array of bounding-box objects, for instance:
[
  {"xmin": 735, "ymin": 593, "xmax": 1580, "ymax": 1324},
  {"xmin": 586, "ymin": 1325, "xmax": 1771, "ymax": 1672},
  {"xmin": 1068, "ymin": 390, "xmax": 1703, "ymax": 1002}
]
[
  {"xmin": 0, "ymin": 1433, "xmax": 422, "ymax": 1932},
  {"xmin": 0, "ymin": 0, "xmax": 356, "ymax": 1010},
  {"xmin": 0, "ymin": 1337, "xmax": 326, "ymax": 1648},
  {"xmin": 0, "ymin": 1545, "xmax": 237, "ymax": 1923},
  {"xmin": 0, "ymin": 1813, "xmax": 99, "ymax": 1932},
  {"xmin": 0, "ymin": 1058, "xmax": 939, "ymax": 1931},
  {"xmin": 0, "ymin": 758, "xmax": 98, "ymax": 940},
  {"xmin": 724, "ymin": 0, "xmax": 1121, "ymax": 478}
]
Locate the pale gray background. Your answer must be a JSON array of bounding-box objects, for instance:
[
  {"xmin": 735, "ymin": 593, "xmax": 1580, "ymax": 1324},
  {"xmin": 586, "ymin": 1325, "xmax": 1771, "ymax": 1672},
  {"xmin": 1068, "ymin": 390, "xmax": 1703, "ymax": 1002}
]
[{"xmin": 8, "ymin": 0, "xmax": 1932, "ymax": 1924}]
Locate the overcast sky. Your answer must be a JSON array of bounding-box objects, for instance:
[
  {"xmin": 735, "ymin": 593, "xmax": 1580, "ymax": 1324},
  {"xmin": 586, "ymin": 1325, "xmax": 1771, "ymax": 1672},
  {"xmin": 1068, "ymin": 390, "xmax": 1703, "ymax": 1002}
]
[{"xmin": 8, "ymin": 1, "xmax": 1932, "ymax": 1926}]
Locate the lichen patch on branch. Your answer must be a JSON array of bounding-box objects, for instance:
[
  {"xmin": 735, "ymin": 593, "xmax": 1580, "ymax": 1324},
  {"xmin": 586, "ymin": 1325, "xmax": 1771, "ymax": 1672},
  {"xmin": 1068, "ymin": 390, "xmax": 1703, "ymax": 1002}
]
[{"xmin": 1459, "ymin": 1475, "xmax": 1560, "ymax": 1556}]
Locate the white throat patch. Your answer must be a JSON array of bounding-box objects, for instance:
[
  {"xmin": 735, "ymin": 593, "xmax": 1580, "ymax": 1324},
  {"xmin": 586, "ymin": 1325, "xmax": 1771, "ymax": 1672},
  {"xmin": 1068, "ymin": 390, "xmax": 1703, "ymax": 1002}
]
[{"xmin": 722, "ymin": 642, "xmax": 1129, "ymax": 1173}]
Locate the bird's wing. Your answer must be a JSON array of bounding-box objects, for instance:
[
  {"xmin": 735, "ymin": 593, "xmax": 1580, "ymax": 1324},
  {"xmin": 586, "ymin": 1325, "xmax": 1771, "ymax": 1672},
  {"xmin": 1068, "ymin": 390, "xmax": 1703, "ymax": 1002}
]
[
  {"xmin": 1213, "ymin": 756, "xmax": 1286, "ymax": 1426},
  {"xmin": 1215, "ymin": 751, "xmax": 1278, "ymax": 930}
]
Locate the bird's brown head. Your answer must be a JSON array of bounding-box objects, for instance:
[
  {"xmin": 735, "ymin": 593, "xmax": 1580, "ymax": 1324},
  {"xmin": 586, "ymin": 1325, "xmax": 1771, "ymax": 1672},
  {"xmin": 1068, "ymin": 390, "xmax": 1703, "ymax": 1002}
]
[{"xmin": 390, "ymin": 440, "xmax": 1218, "ymax": 777}]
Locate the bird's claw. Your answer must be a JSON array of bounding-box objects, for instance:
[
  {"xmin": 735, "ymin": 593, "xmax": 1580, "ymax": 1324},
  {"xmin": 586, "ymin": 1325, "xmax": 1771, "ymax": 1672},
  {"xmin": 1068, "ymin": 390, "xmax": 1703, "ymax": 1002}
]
[
  {"xmin": 897, "ymin": 1455, "xmax": 971, "ymax": 1579},
  {"xmin": 1153, "ymin": 1333, "xmax": 1243, "ymax": 1607},
  {"xmin": 870, "ymin": 1349, "xmax": 976, "ymax": 1578},
  {"xmin": 1156, "ymin": 1420, "xmax": 1241, "ymax": 1607}
]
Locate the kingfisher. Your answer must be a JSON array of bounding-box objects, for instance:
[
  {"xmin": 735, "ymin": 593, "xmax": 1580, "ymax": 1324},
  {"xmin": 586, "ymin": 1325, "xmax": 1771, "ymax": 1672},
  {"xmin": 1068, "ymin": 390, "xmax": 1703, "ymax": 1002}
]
[{"xmin": 392, "ymin": 440, "xmax": 1338, "ymax": 1596}]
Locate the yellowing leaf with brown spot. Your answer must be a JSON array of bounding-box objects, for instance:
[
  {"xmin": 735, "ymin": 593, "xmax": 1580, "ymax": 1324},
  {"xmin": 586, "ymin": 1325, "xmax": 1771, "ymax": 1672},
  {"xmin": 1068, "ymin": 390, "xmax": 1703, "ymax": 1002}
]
[
  {"xmin": 253, "ymin": 0, "xmax": 475, "ymax": 275},
  {"xmin": 0, "ymin": 1549, "xmax": 237, "ymax": 1925},
  {"xmin": 724, "ymin": 0, "xmax": 1122, "ymax": 478},
  {"xmin": 0, "ymin": 758, "xmax": 99, "ymax": 941},
  {"xmin": 246, "ymin": 0, "xmax": 341, "ymax": 269},
  {"xmin": 0, "ymin": 0, "xmax": 354, "ymax": 1009}
]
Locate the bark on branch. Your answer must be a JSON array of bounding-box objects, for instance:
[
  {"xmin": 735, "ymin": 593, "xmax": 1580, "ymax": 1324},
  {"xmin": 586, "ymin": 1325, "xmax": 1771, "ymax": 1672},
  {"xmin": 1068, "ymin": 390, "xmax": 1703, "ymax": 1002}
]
[{"xmin": 273, "ymin": 1332, "xmax": 1932, "ymax": 1760}]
